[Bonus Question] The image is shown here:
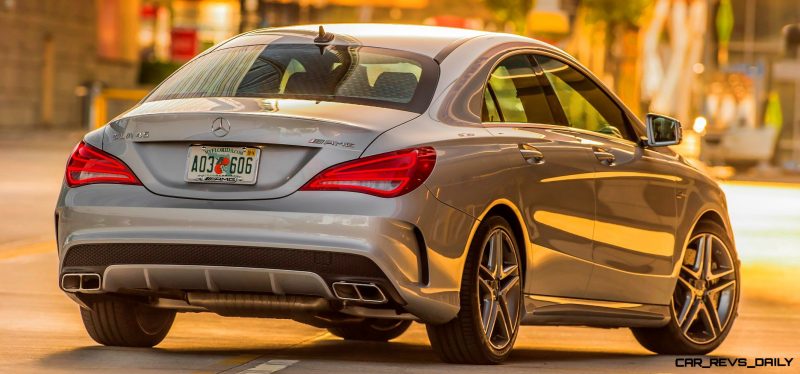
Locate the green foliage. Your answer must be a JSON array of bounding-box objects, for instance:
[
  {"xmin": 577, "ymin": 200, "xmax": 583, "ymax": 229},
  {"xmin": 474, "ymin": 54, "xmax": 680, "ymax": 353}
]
[
  {"xmin": 484, "ymin": 0, "xmax": 535, "ymax": 32},
  {"xmin": 715, "ymin": 0, "xmax": 734, "ymax": 44},
  {"xmin": 582, "ymin": 0, "xmax": 652, "ymax": 27}
]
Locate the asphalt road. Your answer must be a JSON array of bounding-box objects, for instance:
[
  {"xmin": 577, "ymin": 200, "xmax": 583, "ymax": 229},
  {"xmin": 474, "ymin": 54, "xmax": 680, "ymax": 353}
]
[{"xmin": 1, "ymin": 132, "xmax": 798, "ymax": 373}]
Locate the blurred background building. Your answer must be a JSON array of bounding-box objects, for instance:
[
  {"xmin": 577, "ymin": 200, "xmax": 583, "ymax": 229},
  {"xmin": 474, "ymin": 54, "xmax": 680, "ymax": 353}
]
[
  {"xmin": 0, "ymin": 0, "xmax": 140, "ymax": 128},
  {"xmin": 1, "ymin": 0, "xmax": 799, "ymax": 176}
]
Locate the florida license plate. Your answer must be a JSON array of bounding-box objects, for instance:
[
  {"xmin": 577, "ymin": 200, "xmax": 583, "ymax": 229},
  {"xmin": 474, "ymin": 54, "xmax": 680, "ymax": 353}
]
[{"xmin": 185, "ymin": 146, "xmax": 261, "ymax": 185}]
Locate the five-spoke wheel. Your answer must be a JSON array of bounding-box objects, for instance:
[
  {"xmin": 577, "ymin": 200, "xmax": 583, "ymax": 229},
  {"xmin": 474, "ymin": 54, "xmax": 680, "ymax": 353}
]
[
  {"xmin": 632, "ymin": 221, "xmax": 740, "ymax": 354},
  {"xmin": 478, "ymin": 229, "xmax": 521, "ymax": 350},
  {"xmin": 674, "ymin": 232, "xmax": 737, "ymax": 344},
  {"xmin": 426, "ymin": 216, "xmax": 523, "ymax": 364}
]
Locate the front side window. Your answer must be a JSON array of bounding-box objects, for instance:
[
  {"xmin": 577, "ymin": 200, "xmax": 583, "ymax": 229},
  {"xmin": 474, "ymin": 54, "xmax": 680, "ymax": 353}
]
[
  {"xmin": 481, "ymin": 54, "xmax": 555, "ymax": 125},
  {"xmin": 145, "ymin": 44, "xmax": 437, "ymax": 112},
  {"xmin": 535, "ymin": 55, "xmax": 632, "ymax": 140}
]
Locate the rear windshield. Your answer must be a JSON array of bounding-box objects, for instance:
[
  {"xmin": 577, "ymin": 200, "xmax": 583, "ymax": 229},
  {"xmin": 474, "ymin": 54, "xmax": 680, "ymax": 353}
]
[{"xmin": 145, "ymin": 44, "xmax": 438, "ymax": 112}]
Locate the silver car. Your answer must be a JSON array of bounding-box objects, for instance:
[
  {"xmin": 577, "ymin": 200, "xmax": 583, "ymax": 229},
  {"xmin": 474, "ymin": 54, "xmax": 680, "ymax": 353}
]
[{"xmin": 56, "ymin": 24, "xmax": 740, "ymax": 364}]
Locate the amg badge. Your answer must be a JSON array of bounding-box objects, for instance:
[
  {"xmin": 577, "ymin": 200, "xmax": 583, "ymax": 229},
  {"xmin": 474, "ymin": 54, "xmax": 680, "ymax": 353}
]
[{"xmin": 308, "ymin": 138, "xmax": 355, "ymax": 148}]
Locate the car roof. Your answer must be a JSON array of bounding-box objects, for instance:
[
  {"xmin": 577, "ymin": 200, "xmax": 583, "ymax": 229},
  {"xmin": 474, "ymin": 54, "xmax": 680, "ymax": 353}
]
[{"xmin": 222, "ymin": 23, "xmax": 553, "ymax": 60}]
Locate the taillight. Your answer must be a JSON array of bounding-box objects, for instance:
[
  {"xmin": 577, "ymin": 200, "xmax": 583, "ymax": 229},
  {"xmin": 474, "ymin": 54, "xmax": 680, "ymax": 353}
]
[
  {"xmin": 301, "ymin": 147, "xmax": 436, "ymax": 198},
  {"xmin": 65, "ymin": 142, "xmax": 141, "ymax": 187}
]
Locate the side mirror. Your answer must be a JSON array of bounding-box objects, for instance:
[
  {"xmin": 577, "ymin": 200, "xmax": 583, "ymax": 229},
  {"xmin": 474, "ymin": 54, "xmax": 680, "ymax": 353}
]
[{"xmin": 645, "ymin": 113, "xmax": 682, "ymax": 147}]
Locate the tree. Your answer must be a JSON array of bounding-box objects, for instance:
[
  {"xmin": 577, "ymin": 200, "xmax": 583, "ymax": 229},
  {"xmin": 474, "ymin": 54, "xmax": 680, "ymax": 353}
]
[
  {"xmin": 582, "ymin": 0, "xmax": 652, "ymax": 28},
  {"xmin": 642, "ymin": 0, "xmax": 708, "ymax": 122},
  {"xmin": 570, "ymin": 0, "xmax": 651, "ymax": 113},
  {"xmin": 484, "ymin": 0, "xmax": 535, "ymax": 33}
]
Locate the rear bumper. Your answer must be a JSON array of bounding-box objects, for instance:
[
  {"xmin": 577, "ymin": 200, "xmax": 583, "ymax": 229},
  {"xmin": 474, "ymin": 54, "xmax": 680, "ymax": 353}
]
[
  {"xmin": 56, "ymin": 184, "xmax": 475, "ymax": 324},
  {"xmin": 61, "ymin": 243, "xmax": 402, "ymax": 305}
]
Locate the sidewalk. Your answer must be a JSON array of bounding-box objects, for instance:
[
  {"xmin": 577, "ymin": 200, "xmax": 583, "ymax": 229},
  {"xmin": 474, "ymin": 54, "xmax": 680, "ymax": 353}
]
[
  {"xmin": 727, "ymin": 172, "xmax": 800, "ymax": 186},
  {"xmin": 0, "ymin": 128, "xmax": 86, "ymax": 146},
  {"xmin": 684, "ymin": 157, "xmax": 800, "ymax": 187}
]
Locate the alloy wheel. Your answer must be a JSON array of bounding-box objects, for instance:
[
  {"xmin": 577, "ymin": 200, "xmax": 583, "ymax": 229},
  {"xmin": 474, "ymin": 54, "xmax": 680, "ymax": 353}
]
[
  {"xmin": 477, "ymin": 229, "xmax": 521, "ymax": 350},
  {"xmin": 673, "ymin": 233, "xmax": 737, "ymax": 344}
]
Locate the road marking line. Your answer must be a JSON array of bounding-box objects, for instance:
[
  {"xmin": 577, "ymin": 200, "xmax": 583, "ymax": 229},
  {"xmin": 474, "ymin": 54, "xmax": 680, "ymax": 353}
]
[
  {"xmin": 238, "ymin": 360, "xmax": 298, "ymax": 374},
  {"xmin": 0, "ymin": 241, "xmax": 54, "ymax": 261},
  {"xmin": 191, "ymin": 353, "xmax": 263, "ymax": 374},
  {"xmin": 221, "ymin": 354, "xmax": 264, "ymax": 368},
  {"xmin": 199, "ymin": 332, "xmax": 331, "ymax": 373}
]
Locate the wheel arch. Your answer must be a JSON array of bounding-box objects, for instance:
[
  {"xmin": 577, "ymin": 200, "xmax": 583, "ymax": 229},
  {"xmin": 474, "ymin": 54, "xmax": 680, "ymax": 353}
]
[
  {"xmin": 695, "ymin": 209, "xmax": 729, "ymax": 234},
  {"xmin": 672, "ymin": 208, "xmax": 734, "ymax": 278},
  {"xmin": 472, "ymin": 199, "xmax": 530, "ymax": 287}
]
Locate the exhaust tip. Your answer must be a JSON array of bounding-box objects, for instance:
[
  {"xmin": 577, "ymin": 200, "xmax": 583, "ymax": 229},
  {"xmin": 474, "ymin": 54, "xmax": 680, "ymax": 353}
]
[
  {"xmin": 61, "ymin": 274, "xmax": 81, "ymax": 292},
  {"xmin": 355, "ymin": 284, "xmax": 386, "ymax": 303},
  {"xmin": 61, "ymin": 273, "xmax": 101, "ymax": 292},
  {"xmin": 81, "ymin": 274, "xmax": 101, "ymax": 291},
  {"xmin": 332, "ymin": 282, "xmax": 359, "ymax": 300},
  {"xmin": 332, "ymin": 281, "xmax": 387, "ymax": 304}
]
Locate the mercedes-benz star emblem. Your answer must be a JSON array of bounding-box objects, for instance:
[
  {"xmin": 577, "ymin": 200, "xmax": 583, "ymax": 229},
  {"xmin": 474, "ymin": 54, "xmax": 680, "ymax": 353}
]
[{"xmin": 211, "ymin": 117, "xmax": 231, "ymax": 137}]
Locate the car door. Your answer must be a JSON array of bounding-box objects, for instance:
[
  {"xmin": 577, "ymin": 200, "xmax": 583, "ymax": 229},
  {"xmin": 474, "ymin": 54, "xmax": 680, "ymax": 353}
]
[
  {"xmin": 481, "ymin": 53, "xmax": 599, "ymax": 299},
  {"xmin": 535, "ymin": 54, "xmax": 679, "ymax": 304}
]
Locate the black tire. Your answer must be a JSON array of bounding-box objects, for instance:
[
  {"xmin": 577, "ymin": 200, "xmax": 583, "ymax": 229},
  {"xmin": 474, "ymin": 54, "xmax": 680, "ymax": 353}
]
[
  {"xmin": 80, "ymin": 298, "xmax": 176, "ymax": 347},
  {"xmin": 425, "ymin": 216, "xmax": 523, "ymax": 364},
  {"xmin": 632, "ymin": 221, "xmax": 740, "ymax": 355},
  {"xmin": 327, "ymin": 319, "xmax": 411, "ymax": 341}
]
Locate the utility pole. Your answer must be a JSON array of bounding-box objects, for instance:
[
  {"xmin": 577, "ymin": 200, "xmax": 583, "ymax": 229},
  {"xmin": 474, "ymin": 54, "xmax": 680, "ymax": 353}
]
[
  {"xmin": 744, "ymin": 0, "xmax": 755, "ymax": 63},
  {"xmin": 776, "ymin": 24, "xmax": 800, "ymax": 169}
]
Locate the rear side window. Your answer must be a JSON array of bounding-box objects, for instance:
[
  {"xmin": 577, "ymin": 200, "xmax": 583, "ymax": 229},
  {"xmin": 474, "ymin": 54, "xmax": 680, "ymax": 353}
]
[
  {"xmin": 482, "ymin": 54, "xmax": 555, "ymax": 125},
  {"xmin": 145, "ymin": 44, "xmax": 437, "ymax": 112},
  {"xmin": 535, "ymin": 55, "xmax": 632, "ymax": 140}
]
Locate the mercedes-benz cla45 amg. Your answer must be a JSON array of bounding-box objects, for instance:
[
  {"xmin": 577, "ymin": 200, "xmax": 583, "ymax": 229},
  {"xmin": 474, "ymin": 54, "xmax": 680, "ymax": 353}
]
[{"xmin": 56, "ymin": 24, "xmax": 739, "ymax": 364}]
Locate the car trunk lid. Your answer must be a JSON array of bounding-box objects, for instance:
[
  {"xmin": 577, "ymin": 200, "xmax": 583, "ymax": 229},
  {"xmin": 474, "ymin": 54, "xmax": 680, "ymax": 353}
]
[{"xmin": 101, "ymin": 97, "xmax": 419, "ymax": 200}]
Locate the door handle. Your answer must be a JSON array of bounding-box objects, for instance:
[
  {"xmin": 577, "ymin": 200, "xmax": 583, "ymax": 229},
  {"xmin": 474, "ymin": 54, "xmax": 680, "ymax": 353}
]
[
  {"xmin": 519, "ymin": 144, "xmax": 545, "ymax": 164},
  {"xmin": 593, "ymin": 147, "xmax": 616, "ymax": 165}
]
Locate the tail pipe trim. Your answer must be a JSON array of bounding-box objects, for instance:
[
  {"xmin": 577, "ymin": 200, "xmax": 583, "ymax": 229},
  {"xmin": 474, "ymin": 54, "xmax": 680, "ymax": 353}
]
[
  {"xmin": 61, "ymin": 273, "xmax": 101, "ymax": 292},
  {"xmin": 332, "ymin": 281, "xmax": 388, "ymax": 304}
]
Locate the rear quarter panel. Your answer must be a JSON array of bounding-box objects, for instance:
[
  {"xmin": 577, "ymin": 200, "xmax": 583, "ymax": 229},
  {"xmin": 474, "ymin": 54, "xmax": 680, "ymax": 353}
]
[{"xmin": 364, "ymin": 37, "xmax": 591, "ymax": 298}]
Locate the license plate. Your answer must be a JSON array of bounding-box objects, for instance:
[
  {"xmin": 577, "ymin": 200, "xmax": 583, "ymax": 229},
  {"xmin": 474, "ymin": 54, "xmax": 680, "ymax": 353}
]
[{"xmin": 185, "ymin": 146, "xmax": 261, "ymax": 185}]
